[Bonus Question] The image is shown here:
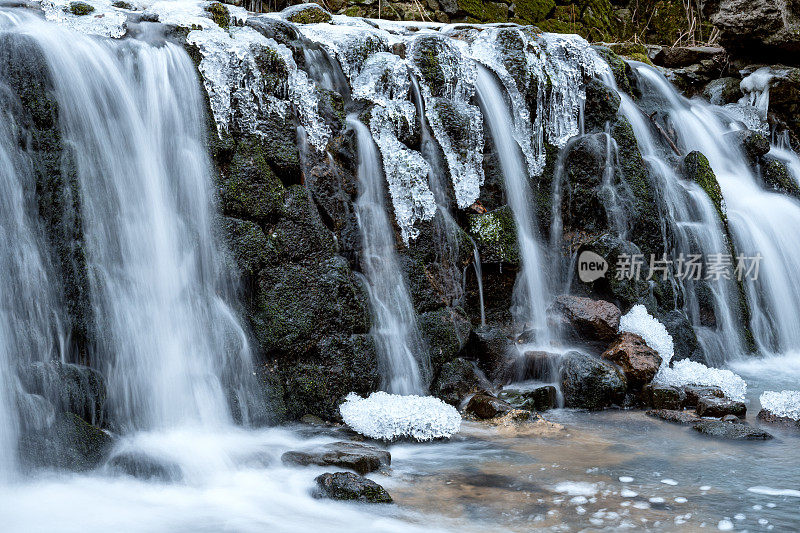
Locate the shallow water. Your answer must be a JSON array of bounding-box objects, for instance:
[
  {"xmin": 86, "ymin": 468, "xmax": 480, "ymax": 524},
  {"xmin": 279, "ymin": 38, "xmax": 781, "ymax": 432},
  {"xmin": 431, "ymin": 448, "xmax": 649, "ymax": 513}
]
[{"xmin": 2, "ymin": 404, "xmax": 798, "ymax": 532}]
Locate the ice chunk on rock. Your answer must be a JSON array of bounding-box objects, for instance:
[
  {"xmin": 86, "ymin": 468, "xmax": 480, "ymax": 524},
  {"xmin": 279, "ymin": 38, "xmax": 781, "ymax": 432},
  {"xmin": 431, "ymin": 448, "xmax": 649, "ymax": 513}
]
[
  {"xmin": 339, "ymin": 391, "xmax": 461, "ymax": 441},
  {"xmin": 759, "ymin": 390, "xmax": 800, "ymax": 421},
  {"xmin": 656, "ymin": 360, "xmax": 747, "ymax": 402},
  {"xmin": 619, "ymin": 304, "xmax": 675, "ymax": 367}
]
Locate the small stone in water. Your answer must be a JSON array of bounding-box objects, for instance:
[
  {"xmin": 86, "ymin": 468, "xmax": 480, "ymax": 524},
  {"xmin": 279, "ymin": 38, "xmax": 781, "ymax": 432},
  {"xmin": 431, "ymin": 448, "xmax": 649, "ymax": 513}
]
[
  {"xmin": 734, "ymin": 514, "xmax": 746, "ymax": 520},
  {"xmin": 661, "ymin": 478, "xmax": 678, "ymax": 485},
  {"xmin": 700, "ymin": 485, "xmax": 711, "ymax": 491},
  {"xmin": 718, "ymin": 519, "xmax": 734, "ymax": 530},
  {"xmin": 675, "ymin": 497, "xmax": 688, "ymax": 503},
  {"xmin": 621, "ymin": 489, "xmax": 638, "ymax": 498},
  {"xmin": 619, "ymin": 476, "xmax": 634, "ymax": 483},
  {"xmin": 649, "ymin": 497, "xmax": 665, "ymax": 503}
]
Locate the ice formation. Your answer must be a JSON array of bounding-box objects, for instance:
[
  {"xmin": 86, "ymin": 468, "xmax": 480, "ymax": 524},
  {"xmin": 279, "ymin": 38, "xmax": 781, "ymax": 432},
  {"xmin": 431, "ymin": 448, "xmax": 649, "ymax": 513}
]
[
  {"xmin": 408, "ymin": 33, "xmax": 485, "ymax": 209},
  {"xmin": 187, "ymin": 25, "xmax": 331, "ymax": 150},
  {"xmin": 739, "ymin": 67, "xmax": 775, "ymax": 119},
  {"xmin": 759, "ymin": 390, "xmax": 800, "ymax": 420},
  {"xmin": 619, "ymin": 304, "xmax": 675, "ymax": 366},
  {"xmin": 339, "ymin": 391, "xmax": 461, "ymax": 441},
  {"xmin": 656, "ymin": 359, "xmax": 747, "ymax": 402},
  {"xmin": 40, "ymin": 0, "xmax": 127, "ymax": 38}
]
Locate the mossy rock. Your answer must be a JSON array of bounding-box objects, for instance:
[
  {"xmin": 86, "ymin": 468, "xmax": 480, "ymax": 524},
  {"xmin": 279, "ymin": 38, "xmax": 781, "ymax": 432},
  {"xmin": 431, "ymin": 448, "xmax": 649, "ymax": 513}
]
[
  {"xmin": 762, "ymin": 156, "xmax": 800, "ymax": 199},
  {"xmin": 220, "ymin": 138, "xmax": 286, "ymax": 224},
  {"xmin": 252, "ymin": 44, "xmax": 290, "ymax": 95},
  {"xmin": 576, "ymin": 234, "xmax": 650, "ymax": 310},
  {"xmin": 584, "ymin": 78, "xmax": 621, "ymax": 132},
  {"xmin": 206, "ymin": 2, "xmax": 230, "ymax": 28},
  {"xmin": 410, "ymin": 35, "xmax": 454, "ymax": 97},
  {"xmin": 284, "ymin": 3, "xmax": 333, "ymax": 24},
  {"xmin": 280, "ymin": 334, "xmax": 379, "ymax": 421},
  {"xmin": 252, "ymin": 256, "xmax": 370, "ymax": 357},
  {"xmin": 514, "ymin": 0, "xmax": 555, "ymax": 23},
  {"xmin": 265, "ymin": 184, "xmax": 337, "ymax": 263},
  {"xmin": 112, "ymin": 1, "xmax": 135, "ymax": 9},
  {"xmin": 468, "ymin": 206, "xmax": 520, "ymax": 264},
  {"xmin": 223, "ymin": 217, "xmax": 270, "ymax": 279},
  {"xmin": 68, "ymin": 1, "xmax": 95, "ymax": 15},
  {"xmin": 683, "ymin": 151, "xmax": 725, "ymax": 223},
  {"xmin": 418, "ymin": 307, "xmax": 472, "ymax": 373},
  {"xmin": 593, "ymin": 45, "xmax": 638, "ymax": 97}
]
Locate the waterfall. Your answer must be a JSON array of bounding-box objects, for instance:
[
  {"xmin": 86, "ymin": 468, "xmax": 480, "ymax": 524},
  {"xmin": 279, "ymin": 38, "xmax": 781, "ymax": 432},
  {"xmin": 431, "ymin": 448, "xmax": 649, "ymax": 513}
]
[
  {"xmin": 630, "ymin": 63, "xmax": 800, "ymax": 356},
  {"xmin": 475, "ymin": 66, "xmax": 552, "ymax": 346},
  {"xmin": 18, "ymin": 20, "xmax": 260, "ymax": 431},
  {"xmin": 349, "ymin": 116, "xmax": 427, "ymax": 395},
  {"xmin": 593, "ymin": 65, "xmax": 744, "ymax": 364}
]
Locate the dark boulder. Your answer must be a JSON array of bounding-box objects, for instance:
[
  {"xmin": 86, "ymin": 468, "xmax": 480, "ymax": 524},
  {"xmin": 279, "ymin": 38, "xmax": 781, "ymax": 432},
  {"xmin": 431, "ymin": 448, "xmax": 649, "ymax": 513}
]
[
  {"xmin": 602, "ymin": 332, "xmax": 662, "ymax": 388},
  {"xmin": 643, "ymin": 383, "xmax": 686, "ymax": 410},
  {"xmin": 551, "ymin": 295, "xmax": 621, "ymax": 342},
  {"xmin": 464, "ymin": 393, "xmax": 514, "ymax": 419},
  {"xmin": 282, "ymin": 441, "xmax": 390, "ymax": 475},
  {"xmin": 418, "ymin": 307, "xmax": 472, "ymax": 372},
  {"xmin": 493, "ymin": 350, "xmax": 560, "ymax": 384},
  {"xmin": 757, "ymin": 409, "xmax": 800, "ymax": 429},
  {"xmin": 18, "ymin": 361, "xmax": 107, "ymax": 427},
  {"xmin": 314, "ymin": 472, "xmax": 393, "ymax": 503},
  {"xmin": 683, "ymin": 385, "xmax": 725, "ymax": 407},
  {"xmin": 560, "ymin": 351, "xmax": 626, "ymax": 410},
  {"xmin": 431, "ymin": 358, "xmax": 492, "ymax": 406},
  {"xmin": 761, "ymin": 156, "xmax": 800, "ymax": 199},
  {"xmin": 696, "ymin": 396, "xmax": 747, "ymax": 418},
  {"xmin": 703, "ymin": 77, "xmax": 742, "ymax": 105},
  {"xmin": 692, "ymin": 420, "xmax": 773, "ymax": 440},
  {"xmin": 651, "ymin": 46, "xmax": 726, "ymax": 68},
  {"xmin": 724, "ymin": 130, "xmax": 770, "ymax": 164},
  {"xmin": 574, "ymin": 234, "xmax": 650, "ymax": 309},
  {"xmin": 584, "ymin": 78, "xmax": 621, "ymax": 132},
  {"xmin": 499, "ymin": 385, "xmax": 558, "ymax": 411},
  {"xmin": 19, "ymin": 411, "xmax": 112, "ymax": 471}
]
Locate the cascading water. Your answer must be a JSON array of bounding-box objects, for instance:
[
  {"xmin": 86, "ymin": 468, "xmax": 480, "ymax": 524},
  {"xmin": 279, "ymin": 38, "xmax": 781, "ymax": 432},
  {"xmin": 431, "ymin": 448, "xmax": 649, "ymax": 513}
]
[
  {"xmin": 593, "ymin": 65, "xmax": 745, "ymax": 365},
  {"xmin": 475, "ymin": 66, "xmax": 552, "ymax": 346},
  {"xmin": 349, "ymin": 116, "xmax": 427, "ymax": 395},
  {"xmin": 0, "ymin": 15, "xmax": 263, "ymax": 437},
  {"xmin": 632, "ymin": 64, "xmax": 800, "ymax": 356}
]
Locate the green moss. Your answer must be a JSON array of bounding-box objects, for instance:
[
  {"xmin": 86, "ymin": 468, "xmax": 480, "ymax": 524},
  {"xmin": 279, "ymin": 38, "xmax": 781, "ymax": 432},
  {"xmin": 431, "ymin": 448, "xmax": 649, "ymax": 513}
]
[
  {"xmin": 762, "ymin": 158, "xmax": 800, "ymax": 199},
  {"xmin": 514, "ymin": 0, "xmax": 555, "ymax": 23},
  {"xmin": 220, "ymin": 138, "xmax": 286, "ymax": 224},
  {"xmin": 593, "ymin": 45, "xmax": 638, "ymax": 97},
  {"xmin": 205, "ymin": 2, "xmax": 230, "ymax": 29},
  {"xmin": 468, "ymin": 206, "xmax": 520, "ymax": 264},
  {"xmin": 68, "ymin": 2, "xmax": 95, "ymax": 15},
  {"xmin": 111, "ymin": 1, "xmax": 134, "ymax": 9},
  {"xmin": 456, "ymin": 0, "xmax": 508, "ymax": 21},
  {"xmin": 684, "ymin": 151, "xmax": 725, "ymax": 223},
  {"xmin": 285, "ymin": 4, "xmax": 332, "ymax": 24}
]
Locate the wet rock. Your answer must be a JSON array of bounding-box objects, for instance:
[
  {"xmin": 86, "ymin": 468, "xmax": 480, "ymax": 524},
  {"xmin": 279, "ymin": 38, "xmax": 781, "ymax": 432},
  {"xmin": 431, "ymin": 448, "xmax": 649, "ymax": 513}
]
[
  {"xmin": 722, "ymin": 414, "xmax": 743, "ymax": 423},
  {"xmin": 703, "ymin": 77, "xmax": 742, "ymax": 105},
  {"xmin": 593, "ymin": 46, "xmax": 638, "ymax": 97},
  {"xmin": 499, "ymin": 385, "xmax": 558, "ymax": 411},
  {"xmin": 661, "ymin": 310, "xmax": 703, "ymax": 363},
  {"xmin": 761, "ymin": 156, "xmax": 800, "ymax": 199},
  {"xmin": 461, "ymin": 326, "xmax": 512, "ymax": 382},
  {"xmin": 683, "ymin": 385, "xmax": 724, "ymax": 407},
  {"xmin": 314, "ymin": 472, "xmax": 393, "ymax": 503},
  {"xmin": 602, "ymin": 332, "xmax": 662, "ymax": 388},
  {"xmin": 468, "ymin": 206, "xmax": 519, "ymax": 264},
  {"xmin": 575, "ymin": 234, "xmax": 649, "ymax": 310},
  {"xmin": 584, "ymin": 78, "xmax": 621, "ymax": 132},
  {"xmin": 684, "ymin": 151, "xmax": 725, "ymax": 222},
  {"xmin": 560, "ymin": 351, "xmax": 627, "ymax": 410},
  {"xmin": 692, "ymin": 420, "xmax": 773, "ymax": 440},
  {"xmin": 646, "ymin": 409, "xmax": 702, "ymax": 425},
  {"xmin": 493, "ymin": 350, "xmax": 560, "ymax": 384},
  {"xmin": 464, "ymin": 393, "xmax": 514, "ymax": 419},
  {"xmin": 19, "ymin": 412, "xmax": 112, "ymax": 471},
  {"xmin": 696, "ymin": 396, "xmax": 747, "ymax": 418},
  {"xmin": 724, "ymin": 130, "xmax": 770, "ymax": 164},
  {"xmin": 431, "ymin": 358, "xmax": 493, "ymax": 406},
  {"xmin": 281, "ymin": 441, "xmax": 390, "ymax": 475},
  {"xmin": 643, "ymin": 383, "xmax": 686, "ymax": 410},
  {"xmin": 551, "ymin": 295, "xmax": 621, "ymax": 342},
  {"xmin": 107, "ymin": 452, "xmax": 182, "ymax": 482},
  {"xmin": 757, "ymin": 409, "xmax": 800, "ymax": 429},
  {"xmin": 418, "ymin": 307, "xmax": 472, "ymax": 372}
]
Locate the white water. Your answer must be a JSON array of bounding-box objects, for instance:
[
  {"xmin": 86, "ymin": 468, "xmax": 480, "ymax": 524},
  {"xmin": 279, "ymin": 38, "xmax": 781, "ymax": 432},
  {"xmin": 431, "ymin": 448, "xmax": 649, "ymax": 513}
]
[
  {"xmin": 596, "ymin": 64, "xmax": 745, "ymax": 364},
  {"xmin": 475, "ymin": 66, "xmax": 552, "ymax": 345},
  {"xmin": 633, "ymin": 64, "xmax": 800, "ymax": 356},
  {"xmin": 350, "ymin": 116, "xmax": 427, "ymax": 395}
]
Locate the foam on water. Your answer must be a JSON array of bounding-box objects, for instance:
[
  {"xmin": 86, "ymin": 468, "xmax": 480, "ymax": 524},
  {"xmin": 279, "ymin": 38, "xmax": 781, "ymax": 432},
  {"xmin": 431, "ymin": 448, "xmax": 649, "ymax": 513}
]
[{"xmin": 339, "ymin": 392, "xmax": 461, "ymax": 441}]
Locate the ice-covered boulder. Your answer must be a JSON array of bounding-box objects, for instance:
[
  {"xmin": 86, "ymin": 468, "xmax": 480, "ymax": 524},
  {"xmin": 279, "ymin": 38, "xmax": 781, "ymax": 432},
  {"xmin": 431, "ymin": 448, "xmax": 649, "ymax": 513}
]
[
  {"xmin": 619, "ymin": 304, "xmax": 675, "ymax": 367},
  {"xmin": 758, "ymin": 390, "xmax": 800, "ymax": 427},
  {"xmin": 656, "ymin": 359, "xmax": 747, "ymax": 402},
  {"xmin": 339, "ymin": 392, "xmax": 461, "ymax": 441}
]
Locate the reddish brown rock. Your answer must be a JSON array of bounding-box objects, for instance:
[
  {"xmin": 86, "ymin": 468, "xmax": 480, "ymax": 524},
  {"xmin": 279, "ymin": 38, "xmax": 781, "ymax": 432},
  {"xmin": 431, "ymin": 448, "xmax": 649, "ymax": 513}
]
[
  {"xmin": 602, "ymin": 332, "xmax": 662, "ymax": 388},
  {"xmin": 465, "ymin": 393, "xmax": 514, "ymax": 419},
  {"xmin": 551, "ymin": 295, "xmax": 621, "ymax": 342}
]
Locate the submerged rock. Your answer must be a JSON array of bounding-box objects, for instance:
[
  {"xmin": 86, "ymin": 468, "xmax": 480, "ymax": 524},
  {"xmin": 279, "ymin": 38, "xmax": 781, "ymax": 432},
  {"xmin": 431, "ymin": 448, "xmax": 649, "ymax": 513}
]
[
  {"xmin": 696, "ymin": 396, "xmax": 747, "ymax": 418},
  {"xmin": 499, "ymin": 385, "xmax": 558, "ymax": 412},
  {"xmin": 19, "ymin": 412, "xmax": 112, "ymax": 472},
  {"xmin": 314, "ymin": 472, "xmax": 393, "ymax": 503},
  {"xmin": 692, "ymin": 420, "xmax": 773, "ymax": 440},
  {"xmin": 107, "ymin": 451, "xmax": 183, "ymax": 482},
  {"xmin": 646, "ymin": 409, "xmax": 702, "ymax": 425},
  {"xmin": 602, "ymin": 332, "xmax": 662, "ymax": 389},
  {"xmin": 465, "ymin": 393, "xmax": 514, "ymax": 419},
  {"xmin": 551, "ymin": 295, "xmax": 621, "ymax": 342},
  {"xmin": 560, "ymin": 351, "xmax": 626, "ymax": 410},
  {"xmin": 281, "ymin": 441, "xmax": 390, "ymax": 475}
]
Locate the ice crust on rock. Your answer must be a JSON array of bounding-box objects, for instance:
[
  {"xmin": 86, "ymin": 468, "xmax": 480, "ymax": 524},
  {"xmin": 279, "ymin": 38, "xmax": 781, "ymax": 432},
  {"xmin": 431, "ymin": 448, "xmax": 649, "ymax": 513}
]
[
  {"xmin": 339, "ymin": 391, "xmax": 461, "ymax": 441},
  {"xmin": 657, "ymin": 360, "xmax": 747, "ymax": 402},
  {"xmin": 187, "ymin": 25, "xmax": 331, "ymax": 150},
  {"xmin": 40, "ymin": 0, "xmax": 127, "ymax": 38},
  {"xmin": 759, "ymin": 390, "xmax": 800, "ymax": 420},
  {"xmin": 619, "ymin": 304, "xmax": 675, "ymax": 366}
]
